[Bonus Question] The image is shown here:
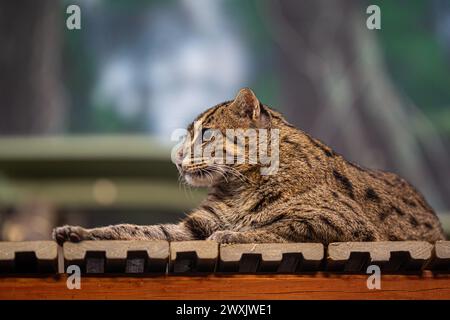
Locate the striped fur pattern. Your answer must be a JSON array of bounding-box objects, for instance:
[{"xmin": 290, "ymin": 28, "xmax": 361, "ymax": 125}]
[{"xmin": 54, "ymin": 88, "xmax": 445, "ymax": 244}]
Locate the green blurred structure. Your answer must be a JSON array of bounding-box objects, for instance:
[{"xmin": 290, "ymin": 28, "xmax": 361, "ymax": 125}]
[{"xmin": 0, "ymin": 136, "xmax": 205, "ymax": 240}]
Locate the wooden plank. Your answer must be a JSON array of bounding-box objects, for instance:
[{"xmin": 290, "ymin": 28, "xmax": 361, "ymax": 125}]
[
  {"xmin": 0, "ymin": 272, "xmax": 449, "ymax": 300},
  {"xmin": 429, "ymin": 241, "xmax": 450, "ymax": 271},
  {"xmin": 327, "ymin": 241, "xmax": 433, "ymax": 273},
  {"xmin": 0, "ymin": 241, "xmax": 57, "ymax": 274},
  {"xmin": 219, "ymin": 243, "xmax": 324, "ymax": 272},
  {"xmin": 63, "ymin": 240, "xmax": 169, "ymax": 274},
  {"xmin": 170, "ymin": 241, "xmax": 218, "ymax": 273}
]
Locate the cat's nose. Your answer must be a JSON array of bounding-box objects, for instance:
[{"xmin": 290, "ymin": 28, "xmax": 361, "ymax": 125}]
[
  {"xmin": 174, "ymin": 149, "xmax": 184, "ymax": 164},
  {"xmin": 177, "ymin": 151, "xmax": 193, "ymax": 170}
]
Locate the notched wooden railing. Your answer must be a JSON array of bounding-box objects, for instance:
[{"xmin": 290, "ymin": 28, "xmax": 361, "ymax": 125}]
[
  {"xmin": 219, "ymin": 243, "xmax": 324, "ymax": 272},
  {"xmin": 1, "ymin": 240, "xmax": 449, "ymax": 274},
  {"xmin": 0, "ymin": 241, "xmax": 58, "ymax": 274},
  {"xmin": 64, "ymin": 240, "xmax": 169, "ymax": 273}
]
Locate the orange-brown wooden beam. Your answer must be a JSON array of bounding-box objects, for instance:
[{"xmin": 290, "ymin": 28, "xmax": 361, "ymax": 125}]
[{"xmin": 1, "ymin": 272, "xmax": 450, "ymax": 300}]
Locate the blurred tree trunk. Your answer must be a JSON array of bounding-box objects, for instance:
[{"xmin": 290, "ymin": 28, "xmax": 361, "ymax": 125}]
[
  {"xmin": 0, "ymin": 0, "xmax": 63, "ymax": 239},
  {"xmin": 263, "ymin": 0, "xmax": 450, "ymax": 211},
  {"xmin": 0, "ymin": 0, "xmax": 65, "ymax": 134}
]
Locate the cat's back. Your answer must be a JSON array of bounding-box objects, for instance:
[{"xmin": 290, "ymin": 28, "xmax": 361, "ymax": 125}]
[
  {"xmin": 338, "ymin": 159, "xmax": 446, "ymax": 241},
  {"xmin": 270, "ymin": 123, "xmax": 445, "ymax": 242}
]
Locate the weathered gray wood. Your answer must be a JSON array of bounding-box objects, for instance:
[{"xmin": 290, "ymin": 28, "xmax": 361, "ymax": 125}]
[
  {"xmin": 85, "ymin": 252, "xmax": 105, "ymax": 274},
  {"xmin": 125, "ymin": 251, "xmax": 147, "ymax": 273},
  {"xmin": 1, "ymin": 240, "xmax": 446, "ymax": 275},
  {"xmin": 170, "ymin": 241, "xmax": 218, "ymax": 273},
  {"xmin": 0, "ymin": 241, "xmax": 58, "ymax": 273},
  {"xmin": 429, "ymin": 241, "xmax": 450, "ymax": 271},
  {"xmin": 219, "ymin": 243, "xmax": 324, "ymax": 273},
  {"xmin": 63, "ymin": 240, "xmax": 169, "ymax": 273},
  {"xmin": 327, "ymin": 241, "xmax": 433, "ymax": 273}
]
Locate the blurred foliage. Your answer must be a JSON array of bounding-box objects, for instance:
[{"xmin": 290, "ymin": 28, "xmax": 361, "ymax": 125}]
[
  {"xmin": 62, "ymin": 0, "xmax": 450, "ymax": 137},
  {"xmin": 62, "ymin": 0, "xmax": 152, "ymax": 133},
  {"xmin": 375, "ymin": 0, "xmax": 450, "ymax": 135},
  {"xmin": 92, "ymin": 103, "xmax": 146, "ymax": 133},
  {"xmin": 226, "ymin": 0, "xmax": 281, "ymax": 109},
  {"xmin": 62, "ymin": 6, "xmax": 96, "ymax": 133}
]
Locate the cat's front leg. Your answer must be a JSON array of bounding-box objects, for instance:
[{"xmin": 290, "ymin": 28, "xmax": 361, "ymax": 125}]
[
  {"xmin": 208, "ymin": 229, "xmax": 287, "ymax": 244},
  {"xmin": 53, "ymin": 223, "xmax": 185, "ymax": 245},
  {"xmin": 53, "ymin": 205, "xmax": 224, "ymax": 244},
  {"xmin": 53, "ymin": 207, "xmax": 223, "ymax": 244}
]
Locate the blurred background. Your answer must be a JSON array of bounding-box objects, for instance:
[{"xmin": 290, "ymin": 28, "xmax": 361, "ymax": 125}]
[{"xmin": 0, "ymin": 0, "xmax": 449, "ymax": 240}]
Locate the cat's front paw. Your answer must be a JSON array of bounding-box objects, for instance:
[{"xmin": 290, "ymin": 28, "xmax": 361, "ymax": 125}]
[
  {"xmin": 208, "ymin": 230, "xmax": 242, "ymax": 244},
  {"xmin": 52, "ymin": 225, "xmax": 91, "ymax": 245}
]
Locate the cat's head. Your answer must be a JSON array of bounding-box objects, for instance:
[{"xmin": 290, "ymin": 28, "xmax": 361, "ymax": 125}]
[{"xmin": 174, "ymin": 88, "xmax": 281, "ymax": 187}]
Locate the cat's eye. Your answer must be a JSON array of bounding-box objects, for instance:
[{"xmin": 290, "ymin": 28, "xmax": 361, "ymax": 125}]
[{"xmin": 202, "ymin": 128, "xmax": 213, "ymax": 140}]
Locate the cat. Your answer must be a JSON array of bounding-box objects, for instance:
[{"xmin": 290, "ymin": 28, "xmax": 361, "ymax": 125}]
[{"xmin": 53, "ymin": 88, "xmax": 446, "ymax": 244}]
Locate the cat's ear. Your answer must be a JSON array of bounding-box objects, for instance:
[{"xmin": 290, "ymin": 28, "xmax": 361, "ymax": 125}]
[
  {"xmin": 232, "ymin": 88, "xmax": 271, "ymax": 126},
  {"xmin": 232, "ymin": 88, "xmax": 262, "ymax": 121}
]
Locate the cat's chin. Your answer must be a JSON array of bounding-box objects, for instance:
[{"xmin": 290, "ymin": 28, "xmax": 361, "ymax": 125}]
[{"xmin": 184, "ymin": 173, "xmax": 216, "ymax": 188}]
